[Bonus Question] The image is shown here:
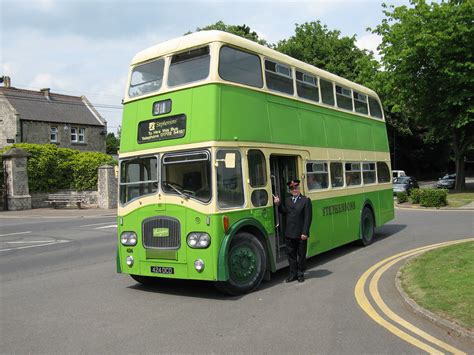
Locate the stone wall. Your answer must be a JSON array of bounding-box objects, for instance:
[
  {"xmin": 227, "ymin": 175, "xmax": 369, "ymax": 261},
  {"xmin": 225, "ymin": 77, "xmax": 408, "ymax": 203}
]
[
  {"xmin": 31, "ymin": 190, "xmax": 99, "ymax": 209},
  {"xmin": 22, "ymin": 121, "xmax": 106, "ymax": 153}
]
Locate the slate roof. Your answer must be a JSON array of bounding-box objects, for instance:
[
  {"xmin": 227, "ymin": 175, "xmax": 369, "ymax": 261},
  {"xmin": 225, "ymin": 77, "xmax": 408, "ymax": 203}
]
[{"xmin": 0, "ymin": 87, "xmax": 106, "ymax": 127}]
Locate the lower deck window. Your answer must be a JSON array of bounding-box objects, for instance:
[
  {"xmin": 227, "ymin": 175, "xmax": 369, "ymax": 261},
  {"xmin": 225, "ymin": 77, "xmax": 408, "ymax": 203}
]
[
  {"xmin": 306, "ymin": 161, "xmax": 328, "ymax": 190},
  {"xmin": 330, "ymin": 162, "xmax": 344, "ymax": 187},
  {"xmin": 217, "ymin": 150, "xmax": 244, "ymax": 208},
  {"xmin": 161, "ymin": 151, "xmax": 211, "ymax": 203},
  {"xmin": 362, "ymin": 162, "xmax": 376, "ymax": 184},
  {"xmin": 345, "ymin": 162, "xmax": 361, "ymax": 186},
  {"xmin": 120, "ymin": 156, "xmax": 158, "ymax": 204}
]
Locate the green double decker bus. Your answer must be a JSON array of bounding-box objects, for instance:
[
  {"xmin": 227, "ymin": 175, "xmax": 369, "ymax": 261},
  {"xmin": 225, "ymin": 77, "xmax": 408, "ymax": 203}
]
[{"xmin": 117, "ymin": 31, "xmax": 394, "ymax": 295}]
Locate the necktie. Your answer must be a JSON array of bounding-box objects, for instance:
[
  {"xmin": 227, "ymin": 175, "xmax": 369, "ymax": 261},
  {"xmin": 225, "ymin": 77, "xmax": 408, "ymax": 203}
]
[{"xmin": 292, "ymin": 197, "xmax": 297, "ymax": 204}]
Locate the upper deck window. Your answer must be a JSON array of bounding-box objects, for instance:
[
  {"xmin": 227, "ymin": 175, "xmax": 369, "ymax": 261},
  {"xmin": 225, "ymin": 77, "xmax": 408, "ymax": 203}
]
[
  {"xmin": 168, "ymin": 46, "xmax": 210, "ymax": 87},
  {"xmin": 296, "ymin": 71, "xmax": 319, "ymax": 102},
  {"xmin": 129, "ymin": 59, "xmax": 165, "ymax": 98},
  {"xmin": 219, "ymin": 46, "xmax": 263, "ymax": 88},
  {"xmin": 353, "ymin": 91, "xmax": 368, "ymax": 115},
  {"xmin": 369, "ymin": 96, "xmax": 383, "ymax": 119},
  {"xmin": 320, "ymin": 79, "xmax": 335, "ymax": 106},
  {"xmin": 265, "ymin": 60, "xmax": 294, "ymax": 95},
  {"xmin": 336, "ymin": 85, "xmax": 353, "ymax": 111}
]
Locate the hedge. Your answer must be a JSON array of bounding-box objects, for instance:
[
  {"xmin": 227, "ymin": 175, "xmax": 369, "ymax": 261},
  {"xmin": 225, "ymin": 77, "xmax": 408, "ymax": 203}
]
[
  {"xmin": 409, "ymin": 188, "xmax": 423, "ymax": 204},
  {"xmin": 1, "ymin": 143, "xmax": 115, "ymax": 192},
  {"xmin": 397, "ymin": 192, "xmax": 408, "ymax": 203},
  {"xmin": 420, "ymin": 188, "xmax": 448, "ymax": 208}
]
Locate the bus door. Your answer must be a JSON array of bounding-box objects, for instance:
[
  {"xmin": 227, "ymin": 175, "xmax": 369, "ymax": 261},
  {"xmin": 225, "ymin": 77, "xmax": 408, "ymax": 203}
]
[{"xmin": 270, "ymin": 155, "xmax": 298, "ymax": 262}]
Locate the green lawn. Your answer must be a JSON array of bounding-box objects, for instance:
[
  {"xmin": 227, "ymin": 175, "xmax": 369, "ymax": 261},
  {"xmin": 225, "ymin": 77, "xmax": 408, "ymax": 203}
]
[
  {"xmin": 400, "ymin": 241, "xmax": 474, "ymax": 330},
  {"xmin": 447, "ymin": 192, "xmax": 474, "ymax": 207}
]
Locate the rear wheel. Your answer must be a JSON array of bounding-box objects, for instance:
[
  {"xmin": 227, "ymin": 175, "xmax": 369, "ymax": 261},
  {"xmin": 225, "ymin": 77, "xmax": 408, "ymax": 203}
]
[
  {"xmin": 215, "ymin": 232, "xmax": 266, "ymax": 296},
  {"xmin": 359, "ymin": 207, "xmax": 375, "ymax": 246}
]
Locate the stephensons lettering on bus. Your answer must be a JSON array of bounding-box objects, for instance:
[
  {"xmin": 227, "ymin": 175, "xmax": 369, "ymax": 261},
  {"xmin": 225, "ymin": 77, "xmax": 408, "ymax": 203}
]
[
  {"xmin": 138, "ymin": 114, "xmax": 186, "ymax": 143},
  {"xmin": 322, "ymin": 201, "xmax": 356, "ymax": 216}
]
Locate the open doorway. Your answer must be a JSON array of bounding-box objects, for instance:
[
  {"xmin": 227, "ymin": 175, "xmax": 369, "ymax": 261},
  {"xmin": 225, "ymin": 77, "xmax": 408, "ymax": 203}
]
[{"xmin": 270, "ymin": 155, "xmax": 299, "ymax": 262}]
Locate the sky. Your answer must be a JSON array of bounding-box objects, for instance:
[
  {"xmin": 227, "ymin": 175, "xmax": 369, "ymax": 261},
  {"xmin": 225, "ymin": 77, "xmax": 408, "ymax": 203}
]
[{"xmin": 1, "ymin": 0, "xmax": 409, "ymax": 133}]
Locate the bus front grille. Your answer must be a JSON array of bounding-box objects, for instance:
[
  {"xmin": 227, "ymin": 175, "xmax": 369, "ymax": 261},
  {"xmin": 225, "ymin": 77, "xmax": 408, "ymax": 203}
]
[{"xmin": 142, "ymin": 217, "xmax": 180, "ymax": 249}]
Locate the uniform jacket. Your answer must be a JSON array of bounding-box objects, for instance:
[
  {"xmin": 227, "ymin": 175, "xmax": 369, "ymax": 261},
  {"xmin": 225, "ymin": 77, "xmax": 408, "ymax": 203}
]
[{"xmin": 278, "ymin": 194, "xmax": 313, "ymax": 239}]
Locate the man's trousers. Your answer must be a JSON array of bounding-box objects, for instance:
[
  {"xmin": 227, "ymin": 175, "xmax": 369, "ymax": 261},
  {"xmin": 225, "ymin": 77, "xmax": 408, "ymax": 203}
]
[{"xmin": 286, "ymin": 237, "xmax": 307, "ymax": 278}]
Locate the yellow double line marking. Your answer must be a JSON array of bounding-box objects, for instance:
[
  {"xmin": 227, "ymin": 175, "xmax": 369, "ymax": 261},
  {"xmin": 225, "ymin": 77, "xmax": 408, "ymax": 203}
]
[{"xmin": 355, "ymin": 238, "xmax": 473, "ymax": 354}]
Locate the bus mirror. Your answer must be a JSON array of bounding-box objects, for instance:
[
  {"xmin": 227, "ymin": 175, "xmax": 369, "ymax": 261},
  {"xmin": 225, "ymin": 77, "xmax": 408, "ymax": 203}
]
[{"xmin": 224, "ymin": 153, "xmax": 236, "ymax": 169}]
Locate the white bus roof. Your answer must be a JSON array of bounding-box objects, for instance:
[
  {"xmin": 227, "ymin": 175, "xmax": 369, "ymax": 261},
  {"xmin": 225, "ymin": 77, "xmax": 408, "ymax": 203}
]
[{"xmin": 132, "ymin": 30, "xmax": 379, "ymax": 98}]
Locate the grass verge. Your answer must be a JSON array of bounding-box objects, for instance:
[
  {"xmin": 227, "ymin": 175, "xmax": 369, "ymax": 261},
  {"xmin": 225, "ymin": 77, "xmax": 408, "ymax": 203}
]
[
  {"xmin": 400, "ymin": 241, "xmax": 474, "ymax": 330},
  {"xmin": 447, "ymin": 192, "xmax": 474, "ymax": 207}
]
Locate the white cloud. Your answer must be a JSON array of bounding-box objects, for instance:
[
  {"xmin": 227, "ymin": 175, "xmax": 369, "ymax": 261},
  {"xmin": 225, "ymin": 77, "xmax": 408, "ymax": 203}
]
[{"xmin": 356, "ymin": 33, "xmax": 382, "ymax": 60}]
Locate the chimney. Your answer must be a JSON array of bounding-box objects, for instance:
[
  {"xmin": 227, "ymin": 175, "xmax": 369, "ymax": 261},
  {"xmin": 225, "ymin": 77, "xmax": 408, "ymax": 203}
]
[
  {"xmin": 1, "ymin": 76, "xmax": 11, "ymax": 88},
  {"xmin": 40, "ymin": 88, "xmax": 51, "ymax": 100}
]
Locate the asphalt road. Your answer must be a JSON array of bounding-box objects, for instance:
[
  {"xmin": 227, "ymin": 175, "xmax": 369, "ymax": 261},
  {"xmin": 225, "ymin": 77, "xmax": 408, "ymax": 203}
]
[{"xmin": 1, "ymin": 209, "xmax": 473, "ymax": 354}]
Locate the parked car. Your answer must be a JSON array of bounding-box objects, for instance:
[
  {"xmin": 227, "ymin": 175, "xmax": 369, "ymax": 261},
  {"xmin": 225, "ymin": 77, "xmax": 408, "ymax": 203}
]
[
  {"xmin": 393, "ymin": 176, "xmax": 419, "ymax": 195},
  {"xmin": 392, "ymin": 170, "xmax": 406, "ymax": 181},
  {"xmin": 436, "ymin": 173, "xmax": 456, "ymax": 189}
]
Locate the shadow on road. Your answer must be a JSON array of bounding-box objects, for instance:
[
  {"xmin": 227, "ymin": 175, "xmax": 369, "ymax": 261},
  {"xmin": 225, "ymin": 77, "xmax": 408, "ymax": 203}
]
[{"xmin": 127, "ymin": 223, "xmax": 407, "ymax": 299}]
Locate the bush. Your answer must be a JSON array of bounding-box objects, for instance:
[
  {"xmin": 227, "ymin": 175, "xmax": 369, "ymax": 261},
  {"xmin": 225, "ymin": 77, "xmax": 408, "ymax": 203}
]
[
  {"xmin": 420, "ymin": 188, "xmax": 448, "ymax": 208},
  {"xmin": 397, "ymin": 191, "xmax": 408, "ymax": 203},
  {"xmin": 71, "ymin": 152, "xmax": 115, "ymax": 191},
  {"xmin": 409, "ymin": 188, "xmax": 422, "ymax": 204},
  {"xmin": 2, "ymin": 143, "xmax": 115, "ymax": 192}
]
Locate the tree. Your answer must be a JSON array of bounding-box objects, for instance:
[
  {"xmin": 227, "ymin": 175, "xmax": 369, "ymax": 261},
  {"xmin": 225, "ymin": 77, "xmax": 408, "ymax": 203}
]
[
  {"xmin": 373, "ymin": 0, "xmax": 474, "ymax": 191},
  {"xmin": 275, "ymin": 21, "xmax": 380, "ymax": 86},
  {"xmin": 106, "ymin": 132, "xmax": 120, "ymax": 155},
  {"xmin": 188, "ymin": 21, "xmax": 269, "ymax": 46}
]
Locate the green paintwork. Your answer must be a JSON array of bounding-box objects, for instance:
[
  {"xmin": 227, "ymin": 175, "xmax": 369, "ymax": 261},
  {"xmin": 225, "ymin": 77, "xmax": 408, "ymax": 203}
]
[
  {"xmin": 116, "ymin": 189, "xmax": 394, "ymax": 281},
  {"xmin": 120, "ymin": 84, "xmax": 389, "ymax": 153},
  {"xmin": 117, "ymin": 82, "xmax": 394, "ymax": 283},
  {"xmin": 216, "ymin": 216, "xmax": 275, "ymax": 281},
  {"xmin": 229, "ymin": 246, "xmax": 257, "ymax": 282}
]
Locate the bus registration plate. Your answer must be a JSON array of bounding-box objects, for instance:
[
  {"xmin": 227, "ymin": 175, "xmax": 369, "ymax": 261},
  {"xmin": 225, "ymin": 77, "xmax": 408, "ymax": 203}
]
[{"xmin": 151, "ymin": 266, "xmax": 174, "ymax": 274}]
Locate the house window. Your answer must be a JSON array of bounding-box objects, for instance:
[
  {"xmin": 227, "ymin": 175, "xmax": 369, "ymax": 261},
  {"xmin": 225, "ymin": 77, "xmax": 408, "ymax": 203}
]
[
  {"xmin": 78, "ymin": 128, "xmax": 85, "ymax": 143},
  {"xmin": 50, "ymin": 127, "xmax": 58, "ymax": 143},
  {"xmin": 71, "ymin": 127, "xmax": 77, "ymax": 142}
]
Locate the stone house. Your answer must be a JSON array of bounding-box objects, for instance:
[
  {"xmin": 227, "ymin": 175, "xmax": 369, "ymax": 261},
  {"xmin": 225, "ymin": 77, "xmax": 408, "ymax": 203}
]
[{"xmin": 0, "ymin": 77, "xmax": 107, "ymax": 152}]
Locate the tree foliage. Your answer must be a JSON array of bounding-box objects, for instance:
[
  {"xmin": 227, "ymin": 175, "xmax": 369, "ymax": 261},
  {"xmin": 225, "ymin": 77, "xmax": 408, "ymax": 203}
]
[
  {"xmin": 189, "ymin": 21, "xmax": 268, "ymax": 46},
  {"xmin": 373, "ymin": 0, "xmax": 474, "ymax": 190},
  {"xmin": 276, "ymin": 21, "xmax": 380, "ymax": 86},
  {"xmin": 106, "ymin": 132, "xmax": 120, "ymax": 155}
]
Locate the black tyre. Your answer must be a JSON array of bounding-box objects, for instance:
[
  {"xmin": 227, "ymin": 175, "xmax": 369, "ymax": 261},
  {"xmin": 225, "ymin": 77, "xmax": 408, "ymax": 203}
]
[
  {"xmin": 215, "ymin": 232, "xmax": 267, "ymax": 296},
  {"xmin": 130, "ymin": 274, "xmax": 156, "ymax": 286},
  {"xmin": 359, "ymin": 207, "xmax": 375, "ymax": 246}
]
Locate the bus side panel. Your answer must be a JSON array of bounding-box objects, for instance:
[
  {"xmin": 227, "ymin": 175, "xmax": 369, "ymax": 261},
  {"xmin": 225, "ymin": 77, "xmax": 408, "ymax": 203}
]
[
  {"xmin": 378, "ymin": 188, "xmax": 395, "ymax": 226},
  {"xmin": 307, "ymin": 198, "xmax": 334, "ymax": 257},
  {"xmin": 299, "ymin": 108, "xmax": 327, "ymax": 147},
  {"xmin": 266, "ymin": 97, "xmax": 300, "ymax": 145},
  {"xmin": 372, "ymin": 123, "xmax": 390, "ymax": 152},
  {"xmin": 219, "ymin": 86, "xmax": 271, "ymax": 142}
]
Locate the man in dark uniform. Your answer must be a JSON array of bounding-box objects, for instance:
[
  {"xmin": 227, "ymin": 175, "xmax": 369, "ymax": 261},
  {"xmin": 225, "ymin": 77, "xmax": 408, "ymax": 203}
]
[{"xmin": 273, "ymin": 179, "xmax": 313, "ymax": 283}]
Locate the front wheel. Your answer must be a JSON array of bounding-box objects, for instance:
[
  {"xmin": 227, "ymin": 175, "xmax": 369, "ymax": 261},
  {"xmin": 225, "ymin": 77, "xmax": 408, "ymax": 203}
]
[
  {"xmin": 359, "ymin": 207, "xmax": 375, "ymax": 246},
  {"xmin": 215, "ymin": 232, "xmax": 266, "ymax": 296}
]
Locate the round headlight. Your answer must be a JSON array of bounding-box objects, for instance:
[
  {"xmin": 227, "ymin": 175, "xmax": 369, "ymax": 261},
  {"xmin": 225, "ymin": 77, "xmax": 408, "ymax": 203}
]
[
  {"xmin": 187, "ymin": 233, "xmax": 199, "ymax": 247},
  {"xmin": 194, "ymin": 259, "xmax": 205, "ymax": 272},
  {"xmin": 198, "ymin": 234, "xmax": 210, "ymax": 248},
  {"xmin": 120, "ymin": 232, "xmax": 137, "ymax": 246},
  {"xmin": 126, "ymin": 255, "xmax": 134, "ymax": 267},
  {"xmin": 187, "ymin": 232, "xmax": 211, "ymax": 248}
]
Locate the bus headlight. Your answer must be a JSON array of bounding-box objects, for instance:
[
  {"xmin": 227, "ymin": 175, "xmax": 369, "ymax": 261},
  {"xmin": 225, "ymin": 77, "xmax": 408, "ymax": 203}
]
[
  {"xmin": 121, "ymin": 232, "xmax": 137, "ymax": 246},
  {"xmin": 187, "ymin": 232, "xmax": 211, "ymax": 248}
]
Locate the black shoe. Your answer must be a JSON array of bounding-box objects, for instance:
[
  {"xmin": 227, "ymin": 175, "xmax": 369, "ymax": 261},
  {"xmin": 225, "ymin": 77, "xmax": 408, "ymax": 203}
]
[
  {"xmin": 298, "ymin": 276, "xmax": 304, "ymax": 283},
  {"xmin": 286, "ymin": 276, "xmax": 297, "ymax": 283}
]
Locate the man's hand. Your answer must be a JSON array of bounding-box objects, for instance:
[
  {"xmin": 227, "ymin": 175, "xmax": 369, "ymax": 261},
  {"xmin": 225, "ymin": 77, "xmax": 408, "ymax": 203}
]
[
  {"xmin": 301, "ymin": 234, "xmax": 308, "ymax": 240},
  {"xmin": 273, "ymin": 195, "xmax": 280, "ymax": 205}
]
